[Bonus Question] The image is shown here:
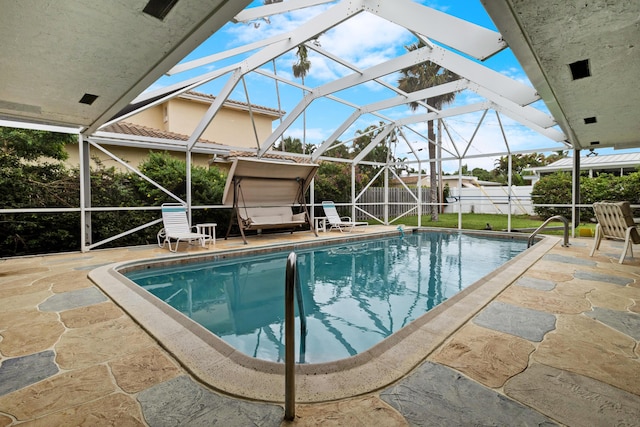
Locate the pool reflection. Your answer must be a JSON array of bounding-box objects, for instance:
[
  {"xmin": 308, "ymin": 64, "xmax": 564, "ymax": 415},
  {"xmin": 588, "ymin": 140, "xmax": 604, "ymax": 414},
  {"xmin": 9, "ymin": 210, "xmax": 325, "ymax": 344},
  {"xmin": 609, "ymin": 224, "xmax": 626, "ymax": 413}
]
[{"xmin": 127, "ymin": 233, "xmax": 526, "ymax": 363}]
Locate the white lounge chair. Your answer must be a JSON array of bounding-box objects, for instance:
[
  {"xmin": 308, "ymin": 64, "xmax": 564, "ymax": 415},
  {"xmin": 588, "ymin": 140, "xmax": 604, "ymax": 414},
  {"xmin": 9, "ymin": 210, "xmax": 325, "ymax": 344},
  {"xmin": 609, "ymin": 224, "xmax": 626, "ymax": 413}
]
[
  {"xmin": 590, "ymin": 201, "xmax": 640, "ymax": 264},
  {"xmin": 157, "ymin": 203, "xmax": 208, "ymax": 252},
  {"xmin": 322, "ymin": 201, "xmax": 368, "ymax": 232}
]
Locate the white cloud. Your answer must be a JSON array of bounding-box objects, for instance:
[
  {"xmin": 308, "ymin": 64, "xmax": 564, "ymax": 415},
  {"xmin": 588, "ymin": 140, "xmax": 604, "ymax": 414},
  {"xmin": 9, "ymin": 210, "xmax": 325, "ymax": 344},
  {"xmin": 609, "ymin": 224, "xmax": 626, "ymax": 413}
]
[
  {"xmin": 226, "ymin": 3, "xmax": 333, "ymax": 45},
  {"xmin": 318, "ymin": 13, "xmax": 410, "ymax": 68},
  {"xmin": 224, "ymin": 5, "xmax": 413, "ymax": 86},
  {"xmin": 160, "ymin": 1, "xmax": 569, "ymax": 171}
]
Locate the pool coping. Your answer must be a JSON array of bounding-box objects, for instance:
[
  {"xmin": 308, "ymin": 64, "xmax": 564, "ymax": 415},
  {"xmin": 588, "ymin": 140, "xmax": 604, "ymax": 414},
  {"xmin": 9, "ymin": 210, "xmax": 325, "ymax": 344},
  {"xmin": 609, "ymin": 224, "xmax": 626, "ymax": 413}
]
[{"xmin": 89, "ymin": 229, "xmax": 560, "ymax": 403}]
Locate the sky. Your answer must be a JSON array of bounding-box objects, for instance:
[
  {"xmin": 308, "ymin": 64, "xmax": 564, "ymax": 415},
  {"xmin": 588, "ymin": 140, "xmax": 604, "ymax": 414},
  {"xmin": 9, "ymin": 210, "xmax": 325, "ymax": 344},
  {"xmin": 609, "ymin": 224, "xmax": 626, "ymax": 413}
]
[{"xmin": 148, "ymin": 0, "xmax": 627, "ymax": 173}]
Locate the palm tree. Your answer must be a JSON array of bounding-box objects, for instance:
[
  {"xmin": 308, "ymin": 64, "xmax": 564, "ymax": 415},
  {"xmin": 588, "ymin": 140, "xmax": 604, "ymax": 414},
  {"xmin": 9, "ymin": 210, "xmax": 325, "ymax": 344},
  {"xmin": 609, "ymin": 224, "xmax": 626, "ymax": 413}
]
[
  {"xmin": 292, "ymin": 44, "xmax": 311, "ymax": 80},
  {"xmin": 398, "ymin": 41, "xmax": 460, "ymax": 221},
  {"xmin": 293, "ymin": 44, "xmax": 311, "ymax": 154}
]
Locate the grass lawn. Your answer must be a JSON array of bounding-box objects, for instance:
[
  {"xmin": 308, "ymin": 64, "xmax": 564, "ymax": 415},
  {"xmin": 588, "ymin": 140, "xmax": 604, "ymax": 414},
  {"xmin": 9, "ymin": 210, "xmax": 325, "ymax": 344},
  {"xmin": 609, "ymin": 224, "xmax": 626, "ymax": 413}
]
[{"xmin": 392, "ymin": 213, "xmax": 596, "ymax": 236}]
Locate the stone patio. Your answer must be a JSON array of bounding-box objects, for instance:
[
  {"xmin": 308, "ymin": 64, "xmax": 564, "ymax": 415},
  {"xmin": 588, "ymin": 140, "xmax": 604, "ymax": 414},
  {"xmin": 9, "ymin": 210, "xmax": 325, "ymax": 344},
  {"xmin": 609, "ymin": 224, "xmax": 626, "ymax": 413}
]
[{"xmin": 0, "ymin": 228, "xmax": 639, "ymax": 426}]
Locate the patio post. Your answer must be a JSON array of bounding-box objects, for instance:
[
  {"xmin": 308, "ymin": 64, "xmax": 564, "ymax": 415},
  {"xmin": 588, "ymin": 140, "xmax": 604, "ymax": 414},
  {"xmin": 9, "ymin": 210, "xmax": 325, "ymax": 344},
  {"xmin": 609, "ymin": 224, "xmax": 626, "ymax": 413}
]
[{"xmin": 79, "ymin": 134, "xmax": 92, "ymax": 251}]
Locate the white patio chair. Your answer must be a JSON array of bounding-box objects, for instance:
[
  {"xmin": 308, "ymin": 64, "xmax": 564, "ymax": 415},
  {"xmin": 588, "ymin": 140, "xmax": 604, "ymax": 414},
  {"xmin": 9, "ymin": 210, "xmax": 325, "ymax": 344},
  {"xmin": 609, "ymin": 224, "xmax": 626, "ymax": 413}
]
[
  {"xmin": 321, "ymin": 201, "xmax": 368, "ymax": 233},
  {"xmin": 157, "ymin": 203, "xmax": 208, "ymax": 252},
  {"xmin": 590, "ymin": 201, "xmax": 640, "ymax": 264}
]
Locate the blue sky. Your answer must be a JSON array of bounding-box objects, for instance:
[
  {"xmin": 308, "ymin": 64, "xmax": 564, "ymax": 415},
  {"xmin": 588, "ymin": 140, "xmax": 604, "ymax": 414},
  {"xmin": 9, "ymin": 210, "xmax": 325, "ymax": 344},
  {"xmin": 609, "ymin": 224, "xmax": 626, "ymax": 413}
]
[{"xmin": 149, "ymin": 1, "xmax": 628, "ymax": 172}]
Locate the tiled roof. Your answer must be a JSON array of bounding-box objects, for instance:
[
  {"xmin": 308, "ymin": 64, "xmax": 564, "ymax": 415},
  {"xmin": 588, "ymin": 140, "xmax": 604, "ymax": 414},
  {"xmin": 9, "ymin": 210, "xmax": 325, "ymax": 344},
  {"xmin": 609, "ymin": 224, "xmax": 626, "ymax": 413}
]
[
  {"xmin": 99, "ymin": 121, "xmax": 310, "ymax": 164},
  {"xmin": 101, "ymin": 121, "xmax": 218, "ymax": 144},
  {"xmin": 227, "ymin": 150, "xmax": 313, "ymax": 164},
  {"xmin": 183, "ymin": 90, "xmax": 284, "ymax": 117}
]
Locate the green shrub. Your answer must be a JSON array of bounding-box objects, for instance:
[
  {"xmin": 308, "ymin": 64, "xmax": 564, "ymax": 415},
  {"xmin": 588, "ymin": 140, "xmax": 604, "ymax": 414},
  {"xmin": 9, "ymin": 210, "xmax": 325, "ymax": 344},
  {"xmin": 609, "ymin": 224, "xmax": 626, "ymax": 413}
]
[{"xmin": 533, "ymin": 170, "xmax": 640, "ymax": 220}]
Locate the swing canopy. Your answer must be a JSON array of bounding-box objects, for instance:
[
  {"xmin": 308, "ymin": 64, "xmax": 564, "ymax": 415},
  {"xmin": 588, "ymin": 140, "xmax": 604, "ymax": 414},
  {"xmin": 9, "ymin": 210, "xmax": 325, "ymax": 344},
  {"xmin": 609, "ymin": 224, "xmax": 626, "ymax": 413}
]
[{"xmin": 222, "ymin": 158, "xmax": 319, "ymax": 207}]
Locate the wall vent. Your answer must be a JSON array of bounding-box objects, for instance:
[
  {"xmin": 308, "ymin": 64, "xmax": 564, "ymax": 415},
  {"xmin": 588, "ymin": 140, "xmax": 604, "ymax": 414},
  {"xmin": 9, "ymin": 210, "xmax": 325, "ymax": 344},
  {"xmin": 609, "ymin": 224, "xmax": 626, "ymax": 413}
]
[
  {"xmin": 583, "ymin": 116, "xmax": 597, "ymax": 124},
  {"xmin": 143, "ymin": 0, "xmax": 179, "ymax": 20},
  {"xmin": 79, "ymin": 94, "xmax": 99, "ymax": 105},
  {"xmin": 569, "ymin": 59, "xmax": 591, "ymax": 80},
  {"xmin": 590, "ymin": 141, "xmax": 600, "ymax": 146}
]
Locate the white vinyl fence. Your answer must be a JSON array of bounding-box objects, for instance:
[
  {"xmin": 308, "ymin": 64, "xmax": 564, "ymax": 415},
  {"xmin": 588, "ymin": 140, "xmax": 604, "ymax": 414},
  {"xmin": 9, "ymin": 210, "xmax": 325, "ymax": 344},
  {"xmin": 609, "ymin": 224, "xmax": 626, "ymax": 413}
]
[
  {"xmin": 357, "ymin": 186, "xmax": 534, "ymax": 220},
  {"xmin": 445, "ymin": 186, "xmax": 534, "ymax": 215}
]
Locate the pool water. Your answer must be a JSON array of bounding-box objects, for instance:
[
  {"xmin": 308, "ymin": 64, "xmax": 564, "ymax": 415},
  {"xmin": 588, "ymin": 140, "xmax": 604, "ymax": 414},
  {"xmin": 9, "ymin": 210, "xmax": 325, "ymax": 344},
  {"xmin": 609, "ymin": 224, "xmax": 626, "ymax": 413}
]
[{"xmin": 125, "ymin": 232, "xmax": 527, "ymax": 363}]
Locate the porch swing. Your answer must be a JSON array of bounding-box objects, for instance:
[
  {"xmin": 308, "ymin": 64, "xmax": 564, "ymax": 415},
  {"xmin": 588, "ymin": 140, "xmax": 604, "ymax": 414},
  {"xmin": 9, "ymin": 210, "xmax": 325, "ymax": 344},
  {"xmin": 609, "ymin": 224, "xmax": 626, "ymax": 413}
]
[{"xmin": 222, "ymin": 158, "xmax": 319, "ymax": 244}]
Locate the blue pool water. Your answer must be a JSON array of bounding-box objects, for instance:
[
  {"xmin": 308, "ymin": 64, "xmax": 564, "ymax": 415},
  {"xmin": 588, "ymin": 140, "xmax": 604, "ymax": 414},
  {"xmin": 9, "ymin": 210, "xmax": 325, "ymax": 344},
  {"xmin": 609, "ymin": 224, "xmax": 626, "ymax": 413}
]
[{"xmin": 125, "ymin": 232, "xmax": 527, "ymax": 363}]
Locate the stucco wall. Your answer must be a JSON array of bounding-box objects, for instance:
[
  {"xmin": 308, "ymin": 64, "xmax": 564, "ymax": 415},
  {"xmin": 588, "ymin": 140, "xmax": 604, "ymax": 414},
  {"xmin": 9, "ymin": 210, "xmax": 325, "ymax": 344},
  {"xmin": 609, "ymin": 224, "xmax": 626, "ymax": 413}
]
[
  {"xmin": 128, "ymin": 105, "xmax": 165, "ymax": 130},
  {"xmin": 64, "ymin": 96, "xmax": 278, "ymax": 170},
  {"xmin": 155, "ymin": 98, "xmax": 274, "ymax": 148},
  {"xmin": 65, "ymin": 145, "xmax": 212, "ymax": 169}
]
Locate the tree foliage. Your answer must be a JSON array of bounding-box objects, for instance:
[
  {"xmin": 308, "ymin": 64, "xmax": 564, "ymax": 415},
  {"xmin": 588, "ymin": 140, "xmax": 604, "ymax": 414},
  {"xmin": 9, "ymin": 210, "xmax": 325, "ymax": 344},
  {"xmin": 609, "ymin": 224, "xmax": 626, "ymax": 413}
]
[
  {"xmin": 532, "ymin": 170, "xmax": 640, "ymax": 219},
  {"xmin": 493, "ymin": 152, "xmax": 567, "ymax": 185},
  {"xmin": 314, "ymin": 162, "xmax": 353, "ymax": 204},
  {"xmin": 452, "ymin": 151, "xmax": 568, "ymax": 185},
  {"xmin": 277, "ymin": 134, "xmax": 389, "ymax": 203},
  {"xmin": 0, "ymin": 127, "xmax": 79, "ymax": 255},
  {"xmin": 0, "ymin": 127, "xmax": 74, "ymax": 163},
  {"xmin": 0, "ymin": 128, "xmax": 228, "ymax": 257},
  {"xmin": 397, "ymin": 40, "xmax": 460, "ymax": 220},
  {"xmin": 351, "ymin": 124, "xmax": 393, "ymax": 187},
  {"xmin": 274, "ymin": 136, "xmax": 315, "ymax": 155},
  {"xmin": 292, "ymin": 44, "xmax": 311, "ymax": 80}
]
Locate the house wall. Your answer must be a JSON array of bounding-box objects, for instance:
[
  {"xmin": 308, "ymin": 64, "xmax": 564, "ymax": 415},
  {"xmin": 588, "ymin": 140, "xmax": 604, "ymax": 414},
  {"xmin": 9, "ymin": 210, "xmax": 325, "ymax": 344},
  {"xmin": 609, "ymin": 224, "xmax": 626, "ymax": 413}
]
[
  {"xmin": 64, "ymin": 145, "xmax": 212, "ymax": 169},
  {"xmin": 159, "ymin": 98, "xmax": 274, "ymax": 148},
  {"xmin": 130, "ymin": 105, "xmax": 165, "ymax": 130},
  {"xmin": 63, "ymin": 97, "xmax": 278, "ymax": 170}
]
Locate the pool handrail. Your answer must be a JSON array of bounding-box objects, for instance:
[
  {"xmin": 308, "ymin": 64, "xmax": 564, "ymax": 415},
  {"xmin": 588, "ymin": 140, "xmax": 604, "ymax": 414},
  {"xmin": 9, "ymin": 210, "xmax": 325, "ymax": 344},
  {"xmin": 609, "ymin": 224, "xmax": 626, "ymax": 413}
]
[
  {"xmin": 527, "ymin": 215, "xmax": 570, "ymax": 248},
  {"xmin": 295, "ymin": 267, "xmax": 308, "ymax": 364},
  {"xmin": 284, "ymin": 251, "xmax": 297, "ymax": 421}
]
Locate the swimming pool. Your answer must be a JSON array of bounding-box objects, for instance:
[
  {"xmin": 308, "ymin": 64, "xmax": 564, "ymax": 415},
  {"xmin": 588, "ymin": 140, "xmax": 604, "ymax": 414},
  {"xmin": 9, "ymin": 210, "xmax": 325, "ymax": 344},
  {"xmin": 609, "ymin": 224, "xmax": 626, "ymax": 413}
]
[
  {"xmin": 124, "ymin": 231, "xmax": 527, "ymax": 364},
  {"xmin": 92, "ymin": 228, "xmax": 557, "ymax": 401}
]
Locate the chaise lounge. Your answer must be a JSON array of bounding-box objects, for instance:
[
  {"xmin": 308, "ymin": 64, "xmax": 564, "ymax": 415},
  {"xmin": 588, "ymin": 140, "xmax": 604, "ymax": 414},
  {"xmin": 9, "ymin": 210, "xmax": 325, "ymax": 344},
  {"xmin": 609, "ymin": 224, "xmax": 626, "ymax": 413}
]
[
  {"xmin": 590, "ymin": 201, "xmax": 640, "ymax": 264},
  {"xmin": 157, "ymin": 203, "xmax": 208, "ymax": 252},
  {"xmin": 322, "ymin": 201, "xmax": 368, "ymax": 233}
]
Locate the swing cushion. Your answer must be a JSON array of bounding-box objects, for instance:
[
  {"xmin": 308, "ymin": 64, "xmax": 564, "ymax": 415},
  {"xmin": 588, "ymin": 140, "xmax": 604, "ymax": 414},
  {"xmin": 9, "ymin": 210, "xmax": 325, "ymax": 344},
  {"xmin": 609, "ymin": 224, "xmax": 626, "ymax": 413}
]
[{"xmin": 241, "ymin": 206, "xmax": 306, "ymax": 229}]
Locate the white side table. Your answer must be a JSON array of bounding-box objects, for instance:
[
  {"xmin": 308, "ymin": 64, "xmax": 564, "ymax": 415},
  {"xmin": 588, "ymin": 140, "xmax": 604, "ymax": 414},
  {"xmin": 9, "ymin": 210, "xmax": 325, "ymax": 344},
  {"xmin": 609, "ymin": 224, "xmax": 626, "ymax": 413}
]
[
  {"xmin": 314, "ymin": 217, "xmax": 327, "ymax": 232},
  {"xmin": 196, "ymin": 223, "xmax": 217, "ymax": 247}
]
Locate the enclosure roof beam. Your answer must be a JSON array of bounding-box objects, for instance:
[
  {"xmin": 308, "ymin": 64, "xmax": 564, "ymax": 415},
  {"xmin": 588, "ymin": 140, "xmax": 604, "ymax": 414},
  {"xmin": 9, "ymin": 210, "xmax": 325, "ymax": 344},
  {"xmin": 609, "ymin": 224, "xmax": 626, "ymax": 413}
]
[
  {"xmin": 469, "ymin": 83, "xmax": 558, "ymax": 129},
  {"xmin": 233, "ymin": 0, "xmax": 337, "ymax": 24},
  {"xmin": 396, "ymin": 102, "xmax": 491, "ymax": 126},
  {"xmin": 310, "ymin": 79, "xmax": 468, "ymax": 161},
  {"xmin": 426, "ymin": 44, "xmax": 539, "ymax": 106},
  {"xmin": 365, "ymin": 0, "xmax": 506, "ymax": 61},
  {"xmin": 187, "ymin": 2, "xmax": 372, "ymax": 152},
  {"xmin": 253, "ymin": 68, "xmax": 391, "ymax": 123},
  {"xmin": 362, "ymin": 80, "xmax": 469, "ymax": 114},
  {"xmin": 186, "ymin": 69, "xmax": 243, "ymax": 149},
  {"xmin": 305, "ymin": 43, "xmax": 419, "ymax": 103},
  {"xmin": 126, "ymin": 0, "xmax": 365, "ymax": 138},
  {"xmin": 268, "ymin": 40, "xmax": 540, "ymax": 158},
  {"xmin": 488, "ymin": 102, "xmax": 568, "ymax": 143},
  {"xmin": 311, "ymin": 110, "xmax": 365, "ymax": 162},
  {"xmin": 262, "ymin": 47, "xmax": 461, "ymax": 158},
  {"xmin": 167, "ymin": 33, "xmax": 292, "ymax": 76},
  {"xmin": 353, "ymin": 124, "xmax": 395, "ymax": 164},
  {"xmin": 311, "ymin": 45, "xmax": 436, "ymax": 99}
]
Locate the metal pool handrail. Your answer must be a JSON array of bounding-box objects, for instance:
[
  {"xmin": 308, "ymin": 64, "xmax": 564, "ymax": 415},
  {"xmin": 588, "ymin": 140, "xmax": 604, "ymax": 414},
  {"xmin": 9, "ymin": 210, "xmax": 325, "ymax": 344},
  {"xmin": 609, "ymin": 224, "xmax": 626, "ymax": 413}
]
[
  {"xmin": 527, "ymin": 215, "xmax": 570, "ymax": 248},
  {"xmin": 284, "ymin": 251, "xmax": 297, "ymax": 421}
]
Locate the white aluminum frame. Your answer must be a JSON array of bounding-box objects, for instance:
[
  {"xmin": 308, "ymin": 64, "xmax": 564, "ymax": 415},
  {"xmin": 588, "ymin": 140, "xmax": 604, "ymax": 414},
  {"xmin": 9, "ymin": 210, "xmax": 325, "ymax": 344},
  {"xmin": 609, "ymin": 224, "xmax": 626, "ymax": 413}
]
[{"xmin": 3, "ymin": 0, "xmax": 584, "ymax": 254}]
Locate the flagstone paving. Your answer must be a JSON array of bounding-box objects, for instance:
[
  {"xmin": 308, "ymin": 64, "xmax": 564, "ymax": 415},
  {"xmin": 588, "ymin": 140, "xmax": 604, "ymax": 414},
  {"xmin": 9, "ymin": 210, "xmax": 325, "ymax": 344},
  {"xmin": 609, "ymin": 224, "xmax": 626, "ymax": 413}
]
[
  {"xmin": 505, "ymin": 363, "xmax": 640, "ymax": 427},
  {"xmin": 380, "ymin": 361, "xmax": 557, "ymax": 426},
  {"xmin": 472, "ymin": 301, "xmax": 557, "ymax": 342},
  {"xmin": 0, "ymin": 229, "xmax": 639, "ymax": 426}
]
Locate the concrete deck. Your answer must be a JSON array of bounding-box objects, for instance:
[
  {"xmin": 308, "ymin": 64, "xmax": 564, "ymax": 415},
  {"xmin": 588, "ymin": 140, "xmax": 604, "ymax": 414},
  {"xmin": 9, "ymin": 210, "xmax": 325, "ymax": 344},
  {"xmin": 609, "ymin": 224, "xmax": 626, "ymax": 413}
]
[{"xmin": 1, "ymin": 227, "xmax": 639, "ymax": 426}]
